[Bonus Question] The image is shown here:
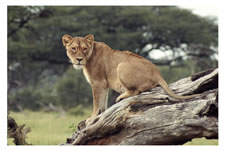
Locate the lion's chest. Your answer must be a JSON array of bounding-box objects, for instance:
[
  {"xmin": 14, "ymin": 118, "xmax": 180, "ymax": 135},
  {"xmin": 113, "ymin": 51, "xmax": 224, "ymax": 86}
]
[{"xmin": 83, "ymin": 68, "xmax": 91, "ymax": 84}]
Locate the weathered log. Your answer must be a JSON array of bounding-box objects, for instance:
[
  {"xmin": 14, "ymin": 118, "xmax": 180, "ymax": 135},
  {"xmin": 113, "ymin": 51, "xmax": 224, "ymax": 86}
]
[
  {"xmin": 7, "ymin": 115, "xmax": 31, "ymax": 145},
  {"xmin": 65, "ymin": 68, "xmax": 218, "ymax": 145}
]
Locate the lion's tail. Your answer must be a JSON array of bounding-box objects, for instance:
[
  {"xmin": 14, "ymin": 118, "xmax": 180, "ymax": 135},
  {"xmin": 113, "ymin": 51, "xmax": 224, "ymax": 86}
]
[{"xmin": 158, "ymin": 77, "xmax": 196, "ymax": 100}]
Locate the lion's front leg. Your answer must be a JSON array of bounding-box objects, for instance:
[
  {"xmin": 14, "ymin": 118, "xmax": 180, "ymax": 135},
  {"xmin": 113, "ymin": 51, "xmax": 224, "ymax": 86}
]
[{"xmin": 86, "ymin": 86, "xmax": 108, "ymax": 126}]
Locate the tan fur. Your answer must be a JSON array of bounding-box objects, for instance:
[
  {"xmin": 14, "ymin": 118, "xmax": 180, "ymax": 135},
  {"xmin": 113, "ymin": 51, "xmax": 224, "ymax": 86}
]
[{"xmin": 62, "ymin": 34, "xmax": 196, "ymax": 124}]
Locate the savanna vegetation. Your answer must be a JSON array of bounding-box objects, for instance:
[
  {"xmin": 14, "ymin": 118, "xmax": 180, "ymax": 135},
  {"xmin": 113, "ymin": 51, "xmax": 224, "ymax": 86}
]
[{"xmin": 7, "ymin": 6, "xmax": 218, "ymax": 145}]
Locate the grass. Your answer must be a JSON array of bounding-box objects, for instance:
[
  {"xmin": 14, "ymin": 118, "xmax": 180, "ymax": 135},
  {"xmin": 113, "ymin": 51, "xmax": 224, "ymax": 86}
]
[
  {"xmin": 184, "ymin": 138, "xmax": 218, "ymax": 145},
  {"xmin": 8, "ymin": 108, "xmax": 92, "ymax": 145},
  {"xmin": 8, "ymin": 109, "xmax": 218, "ymax": 145}
]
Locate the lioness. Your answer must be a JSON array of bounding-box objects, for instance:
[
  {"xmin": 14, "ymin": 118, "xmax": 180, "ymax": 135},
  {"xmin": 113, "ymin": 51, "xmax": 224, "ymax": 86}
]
[{"xmin": 62, "ymin": 34, "xmax": 195, "ymax": 125}]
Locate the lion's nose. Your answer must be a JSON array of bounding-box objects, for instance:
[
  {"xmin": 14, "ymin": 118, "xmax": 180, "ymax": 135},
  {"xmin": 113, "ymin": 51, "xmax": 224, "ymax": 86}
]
[{"xmin": 76, "ymin": 57, "xmax": 83, "ymax": 62}]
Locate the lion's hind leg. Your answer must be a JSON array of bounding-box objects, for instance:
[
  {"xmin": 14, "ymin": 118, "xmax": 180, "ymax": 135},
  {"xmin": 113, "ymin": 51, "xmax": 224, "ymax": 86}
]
[{"xmin": 115, "ymin": 90, "xmax": 139, "ymax": 103}]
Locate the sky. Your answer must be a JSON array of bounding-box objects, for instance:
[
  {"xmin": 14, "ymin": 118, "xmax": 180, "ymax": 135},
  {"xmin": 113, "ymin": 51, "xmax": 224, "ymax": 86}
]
[
  {"xmin": 150, "ymin": 5, "xmax": 218, "ymax": 60},
  {"xmin": 179, "ymin": 5, "xmax": 218, "ymax": 17}
]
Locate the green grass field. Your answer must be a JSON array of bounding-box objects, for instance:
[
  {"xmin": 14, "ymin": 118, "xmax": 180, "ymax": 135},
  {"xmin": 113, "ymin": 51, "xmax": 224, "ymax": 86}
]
[
  {"xmin": 8, "ymin": 109, "xmax": 218, "ymax": 145},
  {"xmin": 8, "ymin": 108, "xmax": 92, "ymax": 145},
  {"xmin": 184, "ymin": 138, "xmax": 218, "ymax": 145}
]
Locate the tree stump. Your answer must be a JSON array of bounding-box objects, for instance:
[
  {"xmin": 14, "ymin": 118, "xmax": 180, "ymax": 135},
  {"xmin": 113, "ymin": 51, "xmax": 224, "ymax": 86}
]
[
  {"xmin": 7, "ymin": 116, "xmax": 31, "ymax": 145},
  {"xmin": 65, "ymin": 68, "xmax": 218, "ymax": 145}
]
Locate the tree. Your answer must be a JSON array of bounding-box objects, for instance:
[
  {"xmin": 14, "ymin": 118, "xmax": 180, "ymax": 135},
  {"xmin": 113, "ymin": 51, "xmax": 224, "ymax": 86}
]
[
  {"xmin": 8, "ymin": 6, "xmax": 218, "ymax": 69},
  {"xmin": 8, "ymin": 6, "xmax": 218, "ymax": 111}
]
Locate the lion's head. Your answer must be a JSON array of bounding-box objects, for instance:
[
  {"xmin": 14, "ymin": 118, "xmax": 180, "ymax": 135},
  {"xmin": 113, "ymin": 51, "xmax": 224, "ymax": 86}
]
[{"xmin": 62, "ymin": 34, "xmax": 94, "ymax": 69}]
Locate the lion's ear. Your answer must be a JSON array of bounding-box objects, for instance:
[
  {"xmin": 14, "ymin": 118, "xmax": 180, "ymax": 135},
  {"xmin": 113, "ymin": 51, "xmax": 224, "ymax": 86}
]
[
  {"xmin": 62, "ymin": 34, "xmax": 73, "ymax": 47},
  {"xmin": 84, "ymin": 34, "xmax": 94, "ymax": 42}
]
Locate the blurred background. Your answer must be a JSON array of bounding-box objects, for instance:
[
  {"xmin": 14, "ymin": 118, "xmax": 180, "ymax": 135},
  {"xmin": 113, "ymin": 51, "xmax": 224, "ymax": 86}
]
[{"xmin": 7, "ymin": 6, "xmax": 218, "ymax": 145}]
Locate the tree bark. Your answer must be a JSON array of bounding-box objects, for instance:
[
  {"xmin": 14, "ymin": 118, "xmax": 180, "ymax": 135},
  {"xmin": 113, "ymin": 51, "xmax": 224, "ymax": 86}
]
[
  {"xmin": 7, "ymin": 116, "xmax": 31, "ymax": 145},
  {"xmin": 64, "ymin": 68, "xmax": 218, "ymax": 145}
]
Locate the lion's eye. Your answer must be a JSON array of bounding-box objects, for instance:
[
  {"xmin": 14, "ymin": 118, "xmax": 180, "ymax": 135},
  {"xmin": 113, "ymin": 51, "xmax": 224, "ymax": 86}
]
[
  {"xmin": 71, "ymin": 47, "xmax": 76, "ymax": 52},
  {"xmin": 83, "ymin": 48, "xmax": 87, "ymax": 53}
]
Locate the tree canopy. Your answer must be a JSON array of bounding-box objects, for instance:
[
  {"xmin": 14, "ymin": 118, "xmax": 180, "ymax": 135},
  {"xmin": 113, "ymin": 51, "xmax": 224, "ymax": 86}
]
[{"xmin": 8, "ymin": 6, "xmax": 218, "ymax": 111}]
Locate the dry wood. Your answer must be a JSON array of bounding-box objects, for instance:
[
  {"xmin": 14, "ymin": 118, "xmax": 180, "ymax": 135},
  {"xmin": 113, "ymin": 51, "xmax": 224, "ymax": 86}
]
[
  {"xmin": 64, "ymin": 68, "xmax": 218, "ymax": 145},
  {"xmin": 7, "ymin": 116, "xmax": 31, "ymax": 145}
]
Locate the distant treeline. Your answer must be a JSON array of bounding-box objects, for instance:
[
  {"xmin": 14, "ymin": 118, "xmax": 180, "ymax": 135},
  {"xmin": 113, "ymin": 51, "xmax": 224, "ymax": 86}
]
[{"xmin": 8, "ymin": 6, "xmax": 218, "ymax": 111}]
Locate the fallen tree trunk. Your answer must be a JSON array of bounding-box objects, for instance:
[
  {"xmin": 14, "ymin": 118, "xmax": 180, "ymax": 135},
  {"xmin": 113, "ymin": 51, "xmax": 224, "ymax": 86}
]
[{"xmin": 65, "ymin": 68, "xmax": 218, "ymax": 145}]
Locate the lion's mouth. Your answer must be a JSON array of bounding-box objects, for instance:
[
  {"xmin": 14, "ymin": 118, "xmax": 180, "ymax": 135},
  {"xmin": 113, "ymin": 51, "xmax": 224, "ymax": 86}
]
[{"xmin": 75, "ymin": 62, "xmax": 85, "ymax": 66}]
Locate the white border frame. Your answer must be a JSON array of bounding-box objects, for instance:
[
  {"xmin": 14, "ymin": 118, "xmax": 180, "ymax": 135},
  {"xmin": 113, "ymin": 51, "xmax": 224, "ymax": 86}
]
[{"xmin": 1, "ymin": 1, "xmax": 223, "ymax": 151}]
